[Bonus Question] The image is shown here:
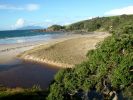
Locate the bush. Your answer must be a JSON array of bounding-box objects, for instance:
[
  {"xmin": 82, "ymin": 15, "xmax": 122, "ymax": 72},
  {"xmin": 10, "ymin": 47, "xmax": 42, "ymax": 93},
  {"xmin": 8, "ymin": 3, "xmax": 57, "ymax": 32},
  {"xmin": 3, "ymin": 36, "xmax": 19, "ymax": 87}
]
[{"xmin": 47, "ymin": 33, "xmax": 133, "ymax": 99}]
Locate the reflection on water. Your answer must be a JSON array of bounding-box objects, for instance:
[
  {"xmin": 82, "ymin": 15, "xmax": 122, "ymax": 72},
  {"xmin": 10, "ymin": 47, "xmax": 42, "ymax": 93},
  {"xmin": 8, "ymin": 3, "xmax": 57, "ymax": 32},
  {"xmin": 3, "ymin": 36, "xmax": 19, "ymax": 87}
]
[{"xmin": 0, "ymin": 61, "xmax": 59, "ymax": 89}]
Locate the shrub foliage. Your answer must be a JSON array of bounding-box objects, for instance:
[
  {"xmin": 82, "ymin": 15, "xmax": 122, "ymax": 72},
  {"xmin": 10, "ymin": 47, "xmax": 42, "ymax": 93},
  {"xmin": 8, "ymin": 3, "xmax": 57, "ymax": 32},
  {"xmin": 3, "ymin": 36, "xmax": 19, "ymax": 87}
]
[{"xmin": 47, "ymin": 26, "xmax": 133, "ymax": 100}]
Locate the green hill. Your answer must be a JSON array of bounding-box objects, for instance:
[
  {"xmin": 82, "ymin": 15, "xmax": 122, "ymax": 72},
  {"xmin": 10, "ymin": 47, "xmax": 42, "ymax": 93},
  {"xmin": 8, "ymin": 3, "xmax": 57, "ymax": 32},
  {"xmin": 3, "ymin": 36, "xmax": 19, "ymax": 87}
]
[
  {"xmin": 47, "ymin": 14, "xmax": 133, "ymax": 33},
  {"xmin": 47, "ymin": 25, "xmax": 65, "ymax": 31},
  {"xmin": 65, "ymin": 14, "xmax": 133, "ymax": 32}
]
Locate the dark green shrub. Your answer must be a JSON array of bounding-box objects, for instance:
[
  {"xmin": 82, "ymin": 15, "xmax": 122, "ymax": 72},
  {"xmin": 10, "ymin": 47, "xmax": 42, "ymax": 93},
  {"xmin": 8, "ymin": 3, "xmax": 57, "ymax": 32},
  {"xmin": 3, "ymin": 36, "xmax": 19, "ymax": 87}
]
[{"xmin": 47, "ymin": 33, "xmax": 133, "ymax": 99}]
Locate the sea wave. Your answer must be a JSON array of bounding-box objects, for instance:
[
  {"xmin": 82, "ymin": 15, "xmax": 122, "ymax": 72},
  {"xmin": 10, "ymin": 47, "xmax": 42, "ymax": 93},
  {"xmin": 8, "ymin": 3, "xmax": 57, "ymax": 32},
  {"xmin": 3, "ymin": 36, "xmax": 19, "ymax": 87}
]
[{"xmin": 0, "ymin": 34, "xmax": 61, "ymax": 44}]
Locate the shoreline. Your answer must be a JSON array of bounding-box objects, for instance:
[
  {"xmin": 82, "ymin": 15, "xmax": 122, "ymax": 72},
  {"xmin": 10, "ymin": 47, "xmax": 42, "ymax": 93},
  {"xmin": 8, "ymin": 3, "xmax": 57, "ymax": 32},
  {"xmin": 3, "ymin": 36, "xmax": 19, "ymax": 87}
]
[
  {"xmin": 0, "ymin": 42, "xmax": 41, "ymax": 65},
  {"xmin": 20, "ymin": 55, "xmax": 74, "ymax": 68},
  {"xmin": 0, "ymin": 32, "xmax": 80, "ymax": 65},
  {"xmin": 0, "ymin": 32, "xmax": 110, "ymax": 67}
]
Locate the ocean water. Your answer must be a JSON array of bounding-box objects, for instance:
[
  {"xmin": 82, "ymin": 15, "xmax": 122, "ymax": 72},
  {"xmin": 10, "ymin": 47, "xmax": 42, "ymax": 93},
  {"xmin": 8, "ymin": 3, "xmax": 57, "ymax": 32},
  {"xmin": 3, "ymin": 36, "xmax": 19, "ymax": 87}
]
[{"xmin": 0, "ymin": 30, "xmax": 64, "ymax": 44}]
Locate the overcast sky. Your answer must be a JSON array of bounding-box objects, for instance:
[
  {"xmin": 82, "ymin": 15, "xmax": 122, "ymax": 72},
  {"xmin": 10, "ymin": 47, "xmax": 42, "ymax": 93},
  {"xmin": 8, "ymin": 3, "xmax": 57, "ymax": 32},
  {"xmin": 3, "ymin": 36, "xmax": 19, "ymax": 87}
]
[{"xmin": 0, "ymin": 0, "xmax": 133, "ymax": 30}]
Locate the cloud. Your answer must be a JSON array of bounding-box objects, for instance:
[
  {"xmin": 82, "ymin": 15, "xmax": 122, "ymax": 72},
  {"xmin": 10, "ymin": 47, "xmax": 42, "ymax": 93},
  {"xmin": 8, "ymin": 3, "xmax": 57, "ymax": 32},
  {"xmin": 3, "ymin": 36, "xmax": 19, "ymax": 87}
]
[
  {"xmin": 0, "ymin": 4, "xmax": 39, "ymax": 11},
  {"xmin": 0, "ymin": 5, "xmax": 23, "ymax": 10},
  {"xmin": 105, "ymin": 6, "xmax": 133, "ymax": 15},
  {"xmin": 12, "ymin": 18, "xmax": 25, "ymax": 29},
  {"xmin": 15, "ymin": 18, "xmax": 25, "ymax": 27},
  {"xmin": 88, "ymin": 16, "xmax": 94, "ymax": 19},
  {"xmin": 26, "ymin": 4, "xmax": 39, "ymax": 11},
  {"xmin": 44, "ymin": 19, "xmax": 52, "ymax": 23}
]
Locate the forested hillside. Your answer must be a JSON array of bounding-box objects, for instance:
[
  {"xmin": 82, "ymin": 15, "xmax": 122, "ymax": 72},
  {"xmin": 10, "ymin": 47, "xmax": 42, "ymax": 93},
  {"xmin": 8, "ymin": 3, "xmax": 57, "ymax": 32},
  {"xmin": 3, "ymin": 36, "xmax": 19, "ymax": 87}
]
[
  {"xmin": 65, "ymin": 14, "xmax": 133, "ymax": 32},
  {"xmin": 47, "ymin": 14, "xmax": 133, "ymax": 33}
]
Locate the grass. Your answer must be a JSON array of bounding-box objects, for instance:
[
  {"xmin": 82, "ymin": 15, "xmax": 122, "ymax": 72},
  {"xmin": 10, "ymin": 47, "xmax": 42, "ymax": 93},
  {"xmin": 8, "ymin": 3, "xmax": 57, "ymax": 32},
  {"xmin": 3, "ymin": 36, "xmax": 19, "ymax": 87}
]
[{"xmin": 0, "ymin": 86, "xmax": 48, "ymax": 100}]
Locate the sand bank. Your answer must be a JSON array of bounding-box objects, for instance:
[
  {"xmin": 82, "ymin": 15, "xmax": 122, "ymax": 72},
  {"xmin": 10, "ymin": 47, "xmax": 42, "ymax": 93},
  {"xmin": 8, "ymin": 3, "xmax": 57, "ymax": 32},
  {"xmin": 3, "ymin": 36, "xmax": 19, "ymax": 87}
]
[
  {"xmin": 19, "ymin": 32, "xmax": 110, "ymax": 68},
  {"xmin": 0, "ymin": 42, "xmax": 43, "ymax": 65}
]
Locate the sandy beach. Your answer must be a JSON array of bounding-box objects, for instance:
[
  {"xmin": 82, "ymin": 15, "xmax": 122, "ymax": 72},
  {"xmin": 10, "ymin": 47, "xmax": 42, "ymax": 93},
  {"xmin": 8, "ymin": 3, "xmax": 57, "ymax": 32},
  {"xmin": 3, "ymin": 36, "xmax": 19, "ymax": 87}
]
[
  {"xmin": 0, "ymin": 33, "xmax": 77, "ymax": 65},
  {"xmin": 0, "ymin": 32, "xmax": 109, "ymax": 66},
  {"xmin": 19, "ymin": 32, "xmax": 110, "ymax": 68}
]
